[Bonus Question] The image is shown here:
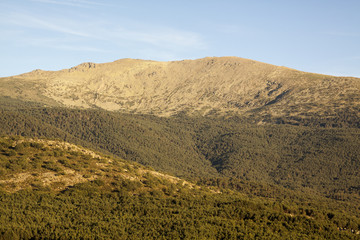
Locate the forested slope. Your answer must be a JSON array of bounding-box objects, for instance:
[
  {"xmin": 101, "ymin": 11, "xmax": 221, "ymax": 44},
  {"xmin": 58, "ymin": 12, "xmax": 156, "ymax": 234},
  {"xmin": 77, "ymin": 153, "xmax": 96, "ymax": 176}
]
[
  {"xmin": 1, "ymin": 97, "xmax": 360, "ymax": 205},
  {"xmin": 0, "ymin": 136, "xmax": 359, "ymax": 239}
]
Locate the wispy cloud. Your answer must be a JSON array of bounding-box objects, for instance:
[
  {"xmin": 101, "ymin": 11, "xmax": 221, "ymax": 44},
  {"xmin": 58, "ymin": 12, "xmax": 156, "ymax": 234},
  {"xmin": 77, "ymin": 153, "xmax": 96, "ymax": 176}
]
[
  {"xmin": 0, "ymin": 4, "xmax": 207, "ymax": 61},
  {"xmin": 111, "ymin": 27, "xmax": 206, "ymax": 49},
  {"xmin": 5, "ymin": 12, "xmax": 94, "ymax": 37},
  {"xmin": 52, "ymin": 44, "xmax": 106, "ymax": 52},
  {"xmin": 2, "ymin": 10, "xmax": 206, "ymax": 50},
  {"xmin": 30, "ymin": 0, "xmax": 110, "ymax": 8}
]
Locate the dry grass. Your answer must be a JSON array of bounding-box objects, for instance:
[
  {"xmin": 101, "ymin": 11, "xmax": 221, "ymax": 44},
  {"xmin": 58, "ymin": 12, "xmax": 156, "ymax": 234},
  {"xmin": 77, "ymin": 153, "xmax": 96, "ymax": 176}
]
[
  {"xmin": 0, "ymin": 57, "xmax": 359, "ymax": 120},
  {"xmin": 0, "ymin": 137, "xmax": 195, "ymax": 192}
]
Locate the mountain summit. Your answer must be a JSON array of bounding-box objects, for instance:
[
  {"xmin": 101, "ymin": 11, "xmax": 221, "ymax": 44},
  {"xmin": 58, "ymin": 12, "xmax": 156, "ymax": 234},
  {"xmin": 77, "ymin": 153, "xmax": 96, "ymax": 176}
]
[{"xmin": 1, "ymin": 57, "xmax": 359, "ymax": 123}]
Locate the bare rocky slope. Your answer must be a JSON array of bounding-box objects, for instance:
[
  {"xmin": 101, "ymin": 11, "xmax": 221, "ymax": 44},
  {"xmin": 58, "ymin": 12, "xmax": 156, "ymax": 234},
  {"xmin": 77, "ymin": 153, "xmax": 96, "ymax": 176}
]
[{"xmin": 1, "ymin": 57, "xmax": 359, "ymax": 122}]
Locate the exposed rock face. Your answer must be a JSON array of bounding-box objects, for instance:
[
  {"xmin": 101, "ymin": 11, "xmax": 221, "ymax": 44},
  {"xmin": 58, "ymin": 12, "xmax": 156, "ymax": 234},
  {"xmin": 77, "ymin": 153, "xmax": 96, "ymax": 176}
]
[
  {"xmin": 69, "ymin": 62, "xmax": 96, "ymax": 72},
  {"xmin": 0, "ymin": 57, "xmax": 359, "ymax": 120}
]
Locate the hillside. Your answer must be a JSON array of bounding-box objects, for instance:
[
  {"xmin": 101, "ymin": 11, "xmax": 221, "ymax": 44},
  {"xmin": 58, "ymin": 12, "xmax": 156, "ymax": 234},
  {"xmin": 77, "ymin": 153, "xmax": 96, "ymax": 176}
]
[
  {"xmin": 1, "ymin": 136, "xmax": 360, "ymax": 239},
  {"xmin": 1, "ymin": 57, "xmax": 359, "ymax": 126},
  {"xmin": 0, "ymin": 135, "xmax": 191, "ymax": 193},
  {"xmin": 1, "ymin": 57, "xmax": 360, "ymax": 238},
  {"xmin": 1, "ymin": 99, "xmax": 360, "ymax": 204}
]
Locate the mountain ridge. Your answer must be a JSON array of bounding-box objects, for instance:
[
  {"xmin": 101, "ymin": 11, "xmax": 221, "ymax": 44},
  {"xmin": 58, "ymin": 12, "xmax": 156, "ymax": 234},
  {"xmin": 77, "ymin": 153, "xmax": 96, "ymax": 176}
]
[{"xmin": 1, "ymin": 56, "xmax": 359, "ymax": 123}]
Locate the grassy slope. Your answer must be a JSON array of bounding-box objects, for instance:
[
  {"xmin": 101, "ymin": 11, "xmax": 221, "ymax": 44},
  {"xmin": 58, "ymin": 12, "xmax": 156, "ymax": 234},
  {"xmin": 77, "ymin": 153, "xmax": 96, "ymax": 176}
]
[{"xmin": 1, "ymin": 57, "xmax": 359, "ymax": 124}]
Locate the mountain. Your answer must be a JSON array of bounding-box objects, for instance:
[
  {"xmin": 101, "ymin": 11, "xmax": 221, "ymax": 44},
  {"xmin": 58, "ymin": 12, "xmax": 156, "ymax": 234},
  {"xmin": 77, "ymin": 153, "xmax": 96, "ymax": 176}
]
[
  {"xmin": 1, "ymin": 57, "xmax": 360, "ymax": 238},
  {"xmin": 1, "ymin": 57, "xmax": 359, "ymax": 126}
]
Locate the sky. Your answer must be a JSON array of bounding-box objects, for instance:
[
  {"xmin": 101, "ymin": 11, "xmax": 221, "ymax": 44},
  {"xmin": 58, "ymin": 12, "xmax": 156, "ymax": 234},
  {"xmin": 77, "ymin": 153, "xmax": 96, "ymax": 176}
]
[{"xmin": 0, "ymin": 0, "xmax": 359, "ymax": 77}]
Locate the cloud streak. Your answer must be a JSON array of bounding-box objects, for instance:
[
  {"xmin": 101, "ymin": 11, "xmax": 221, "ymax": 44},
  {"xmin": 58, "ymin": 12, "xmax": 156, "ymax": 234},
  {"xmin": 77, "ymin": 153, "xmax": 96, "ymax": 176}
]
[
  {"xmin": 1, "ymin": 11, "xmax": 206, "ymax": 52},
  {"xmin": 111, "ymin": 27, "xmax": 206, "ymax": 49},
  {"xmin": 30, "ymin": 0, "xmax": 110, "ymax": 8},
  {"xmin": 5, "ymin": 12, "xmax": 93, "ymax": 37}
]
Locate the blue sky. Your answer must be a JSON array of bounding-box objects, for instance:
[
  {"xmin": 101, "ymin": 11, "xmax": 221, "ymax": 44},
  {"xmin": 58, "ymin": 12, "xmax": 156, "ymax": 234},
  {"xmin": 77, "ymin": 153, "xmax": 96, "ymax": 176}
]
[{"xmin": 0, "ymin": 0, "xmax": 359, "ymax": 77}]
